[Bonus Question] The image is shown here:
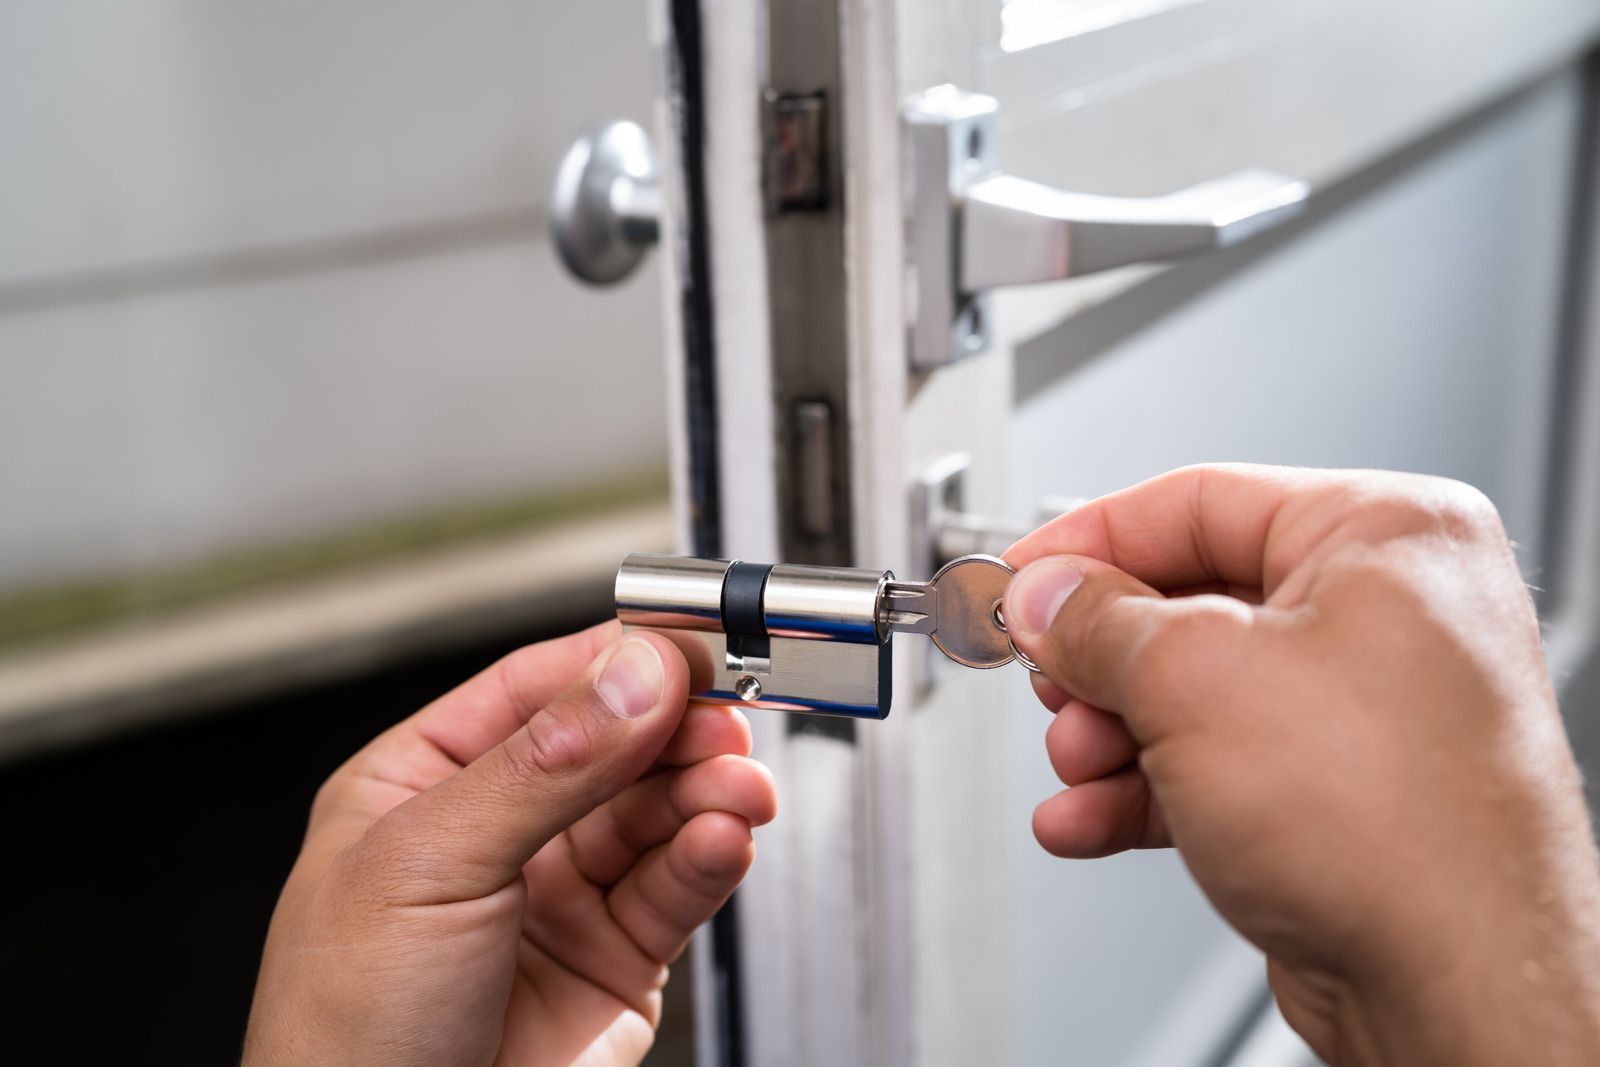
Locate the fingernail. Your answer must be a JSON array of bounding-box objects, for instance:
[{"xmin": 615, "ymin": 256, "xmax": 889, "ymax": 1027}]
[
  {"xmin": 1009, "ymin": 557, "xmax": 1083, "ymax": 635},
  {"xmin": 597, "ymin": 637, "xmax": 663, "ymax": 719}
]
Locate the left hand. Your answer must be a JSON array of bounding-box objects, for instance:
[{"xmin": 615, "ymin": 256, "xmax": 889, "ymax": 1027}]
[{"xmin": 242, "ymin": 622, "xmax": 777, "ymax": 1067}]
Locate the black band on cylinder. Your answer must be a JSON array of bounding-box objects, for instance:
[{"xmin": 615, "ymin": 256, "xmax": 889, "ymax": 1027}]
[{"xmin": 721, "ymin": 561, "xmax": 772, "ymax": 638}]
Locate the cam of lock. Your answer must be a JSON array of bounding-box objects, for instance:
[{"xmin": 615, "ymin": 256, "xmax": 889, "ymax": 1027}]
[{"xmin": 614, "ymin": 553, "xmax": 1038, "ymax": 720}]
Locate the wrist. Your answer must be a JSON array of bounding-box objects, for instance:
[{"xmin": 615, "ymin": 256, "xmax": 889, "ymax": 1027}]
[{"xmin": 1340, "ymin": 886, "xmax": 1600, "ymax": 1066}]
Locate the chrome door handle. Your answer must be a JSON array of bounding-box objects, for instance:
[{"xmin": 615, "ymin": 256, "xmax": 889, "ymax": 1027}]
[
  {"xmin": 904, "ymin": 86, "xmax": 1309, "ymax": 368},
  {"xmin": 962, "ymin": 170, "xmax": 1307, "ymax": 290},
  {"xmin": 550, "ymin": 120, "xmax": 661, "ymax": 285}
]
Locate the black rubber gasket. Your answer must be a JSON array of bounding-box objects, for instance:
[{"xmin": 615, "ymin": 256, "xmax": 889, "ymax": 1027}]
[{"xmin": 721, "ymin": 561, "xmax": 772, "ymax": 638}]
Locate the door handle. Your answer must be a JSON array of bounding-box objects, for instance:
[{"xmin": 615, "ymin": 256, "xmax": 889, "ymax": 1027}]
[
  {"xmin": 962, "ymin": 170, "xmax": 1307, "ymax": 290},
  {"xmin": 912, "ymin": 453, "xmax": 1084, "ymax": 581},
  {"xmin": 904, "ymin": 85, "xmax": 1308, "ymax": 368},
  {"xmin": 550, "ymin": 120, "xmax": 661, "ymax": 285}
]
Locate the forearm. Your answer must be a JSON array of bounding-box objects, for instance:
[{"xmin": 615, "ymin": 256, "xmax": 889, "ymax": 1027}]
[{"xmin": 1346, "ymin": 881, "xmax": 1600, "ymax": 1066}]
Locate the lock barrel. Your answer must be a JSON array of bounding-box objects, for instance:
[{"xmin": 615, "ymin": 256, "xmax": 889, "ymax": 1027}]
[
  {"xmin": 763, "ymin": 564, "xmax": 889, "ymax": 643},
  {"xmin": 615, "ymin": 553, "xmax": 731, "ymax": 632},
  {"xmin": 616, "ymin": 554, "xmax": 890, "ymax": 642},
  {"xmin": 614, "ymin": 553, "xmax": 894, "ymax": 720}
]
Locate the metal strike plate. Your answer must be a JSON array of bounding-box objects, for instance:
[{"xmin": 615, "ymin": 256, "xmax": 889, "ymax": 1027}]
[
  {"xmin": 904, "ymin": 87, "xmax": 999, "ymax": 371},
  {"xmin": 764, "ymin": 91, "xmax": 830, "ymax": 213}
]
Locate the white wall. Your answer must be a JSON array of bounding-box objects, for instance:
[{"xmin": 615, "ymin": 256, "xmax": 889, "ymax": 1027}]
[{"xmin": 0, "ymin": 1, "xmax": 666, "ymax": 593}]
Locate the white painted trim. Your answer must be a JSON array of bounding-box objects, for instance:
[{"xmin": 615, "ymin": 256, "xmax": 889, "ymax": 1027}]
[
  {"xmin": 675, "ymin": 6, "xmax": 805, "ymax": 1067},
  {"xmin": 1545, "ymin": 80, "xmax": 1600, "ymax": 691},
  {"xmin": 840, "ymin": 1, "xmax": 918, "ymax": 1062},
  {"xmin": 649, "ymin": 0, "xmax": 697, "ymax": 556},
  {"xmin": 704, "ymin": 0, "xmax": 782, "ymax": 566}
]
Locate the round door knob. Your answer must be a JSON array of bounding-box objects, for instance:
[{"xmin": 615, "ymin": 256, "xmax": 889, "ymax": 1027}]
[{"xmin": 550, "ymin": 120, "xmax": 661, "ymax": 285}]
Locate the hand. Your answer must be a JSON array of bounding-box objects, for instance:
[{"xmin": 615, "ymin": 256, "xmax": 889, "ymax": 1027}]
[
  {"xmin": 1002, "ymin": 464, "xmax": 1600, "ymax": 1066},
  {"xmin": 242, "ymin": 623, "xmax": 777, "ymax": 1067}
]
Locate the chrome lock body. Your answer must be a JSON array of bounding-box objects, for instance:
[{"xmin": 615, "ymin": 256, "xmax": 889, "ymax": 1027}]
[
  {"xmin": 616, "ymin": 554, "xmax": 894, "ymax": 719},
  {"xmin": 616, "ymin": 551, "xmax": 1037, "ymax": 720}
]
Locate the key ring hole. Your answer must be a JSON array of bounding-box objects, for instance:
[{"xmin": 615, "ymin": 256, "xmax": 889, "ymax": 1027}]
[{"xmin": 992, "ymin": 598, "xmax": 1042, "ymax": 673}]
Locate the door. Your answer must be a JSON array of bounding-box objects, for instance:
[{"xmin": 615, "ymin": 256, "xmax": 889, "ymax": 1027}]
[
  {"xmin": 0, "ymin": 1, "xmax": 667, "ymax": 633},
  {"xmin": 630, "ymin": 2, "xmax": 1600, "ymax": 1064}
]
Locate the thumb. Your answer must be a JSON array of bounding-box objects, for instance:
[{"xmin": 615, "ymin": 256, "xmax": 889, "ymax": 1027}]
[
  {"xmin": 355, "ymin": 632, "xmax": 690, "ymax": 903},
  {"xmin": 1003, "ymin": 555, "xmax": 1253, "ymax": 739}
]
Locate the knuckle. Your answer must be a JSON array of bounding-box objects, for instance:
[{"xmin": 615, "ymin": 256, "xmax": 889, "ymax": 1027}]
[
  {"xmin": 682, "ymin": 847, "xmax": 739, "ymax": 893},
  {"xmin": 511, "ymin": 701, "xmax": 601, "ymax": 780},
  {"xmin": 1316, "ymin": 555, "xmax": 1439, "ymax": 633},
  {"xmin": 680, "ymin": 831, "xmax": 748, "ymax": 890},
  {"xmin": 1429, "ymin": 478, "xmax": 1502, "ymax": 535},
  {"xmin": 309, "ymin": 773, "xmax": 351, "ymax": 823},
  {"xmin": 493, "ymin": 645, "xmax": 552, "ymax": 723},
  {"xmin": 331, "ymin": 828, "xmax": 429, "ymax": 912},
  {"xmin": 1368, "ymin": 475, "xmax": 1503, "ymax": 542},
  {"xmin": 1125, "ymin": 597, "xmax": 1245, "ymax": 708},
  {"xmin": 1168, "ymin": 461, "xmax": 1244, "ymax": 485},
  {"xmin": 1072, "ymin": 821, "xmax": 1119, "ymax": 859},
  {"xmin": 1131, "ymin": 604, "xmax": 1202, "ymax": 664},
  {"xmin": 1053, "ymin": 586, "xmax": 1117, "ymax": 672}
]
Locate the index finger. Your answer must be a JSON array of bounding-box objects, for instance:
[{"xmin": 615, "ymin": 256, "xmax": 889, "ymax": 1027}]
[
  {"xmin": 1003, "ymin": 464, "xmax": 1308, "ymax": 592},
  {"xmin": 356, "ymin": 620, "xmax": 623, "ymax": 783}
]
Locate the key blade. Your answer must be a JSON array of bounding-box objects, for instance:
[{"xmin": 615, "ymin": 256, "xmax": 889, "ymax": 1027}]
[{"xmin": 880, "ymin": 580, "xmax": 938, "ymax": 636}]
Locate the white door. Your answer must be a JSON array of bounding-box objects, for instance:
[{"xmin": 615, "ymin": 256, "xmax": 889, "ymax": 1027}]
[
  {"xmin": 632, "ymin": 2, "xmax": 1600, "ymax": 1064},
  {"xmin": 0, "ymin": 2, "xmax": 679, "ymax": 750},
  {"xmin": 0, "ymin": 1, "xmax": 667, "ymax": 604}
]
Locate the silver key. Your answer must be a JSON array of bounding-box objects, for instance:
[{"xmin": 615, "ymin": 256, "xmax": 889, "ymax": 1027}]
[{"xmin": 880, "ymin": 553, "xmax": 1039, "ymax": 671}]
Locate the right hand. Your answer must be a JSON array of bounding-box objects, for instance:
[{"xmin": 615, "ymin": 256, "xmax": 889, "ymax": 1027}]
[{"xmin": 1002, "ymin": 464, "xmax": 1600, "ymax": 1066}]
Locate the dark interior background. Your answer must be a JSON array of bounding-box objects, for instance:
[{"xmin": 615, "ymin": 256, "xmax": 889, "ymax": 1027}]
[{"xmin": 0, "ymin": 609, "xmax": 693, "ymax": 1064}]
